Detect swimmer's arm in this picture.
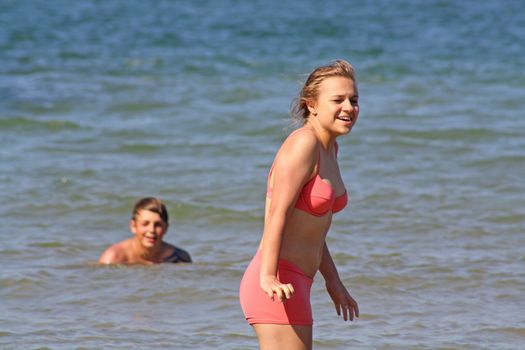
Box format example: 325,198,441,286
98,242,127,265
260,134,317,301
320,242,359,321
98,246,119,264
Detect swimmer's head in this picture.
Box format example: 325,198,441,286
292,59,356,124
131,197,169,224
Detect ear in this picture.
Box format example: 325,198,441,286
130,220,137,235
306,100,317,116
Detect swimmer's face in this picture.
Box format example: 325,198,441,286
308,76,359,136
130,209,168,249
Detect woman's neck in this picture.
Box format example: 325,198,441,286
304,119,336,151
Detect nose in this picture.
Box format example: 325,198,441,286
342,98,353,112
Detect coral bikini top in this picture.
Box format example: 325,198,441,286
266,143,348,217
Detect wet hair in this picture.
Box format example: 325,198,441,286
131,197,169,224
291,59,356,124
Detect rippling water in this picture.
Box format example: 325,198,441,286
1,0,524,349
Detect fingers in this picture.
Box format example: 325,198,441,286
343,304,349,321
340,304,353,321
335,303,341,316
266,288,274,300
327,283,359,322
349,297,359,320
283,283,295,299
336,298,359,322
266,283,295,302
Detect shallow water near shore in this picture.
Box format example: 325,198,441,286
1,0,525,349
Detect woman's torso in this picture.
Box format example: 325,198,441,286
261,129,347,277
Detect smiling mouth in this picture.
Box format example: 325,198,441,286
337,116,352,122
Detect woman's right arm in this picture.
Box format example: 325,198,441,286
259,132,318,301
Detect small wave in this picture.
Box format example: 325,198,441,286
352,274,419,287
0,249,21,255
106,101,172,114
215,87,263,104
158,200,261,224
331,251,359,262
394,127,510,141
488,213,525,224
481,327,525,337
106,129,155,139
0,116,82,132
0,276,45,290
465,154,525,168
29,242,65,248
117,143,162,154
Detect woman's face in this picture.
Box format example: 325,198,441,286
308,76,359,136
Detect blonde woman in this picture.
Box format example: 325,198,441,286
240,60,360,349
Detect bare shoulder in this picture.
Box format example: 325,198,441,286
278,127,318,165
99,239,131,265
285,127,318,149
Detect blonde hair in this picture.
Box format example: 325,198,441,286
291,59,356,124
131,197,169,224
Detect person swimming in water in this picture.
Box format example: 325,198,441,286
99,197,191,265
239,59,359,349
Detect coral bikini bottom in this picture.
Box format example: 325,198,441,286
239,250,313,326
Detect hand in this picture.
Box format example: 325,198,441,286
260,275,295,302
326,279,359,321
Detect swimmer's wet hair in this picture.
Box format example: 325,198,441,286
291,59,356,124
132,197,169,224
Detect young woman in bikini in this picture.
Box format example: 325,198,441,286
240,59,360,349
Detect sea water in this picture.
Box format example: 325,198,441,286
1,0,524,349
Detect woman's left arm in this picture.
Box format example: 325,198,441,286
319,242,359,321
